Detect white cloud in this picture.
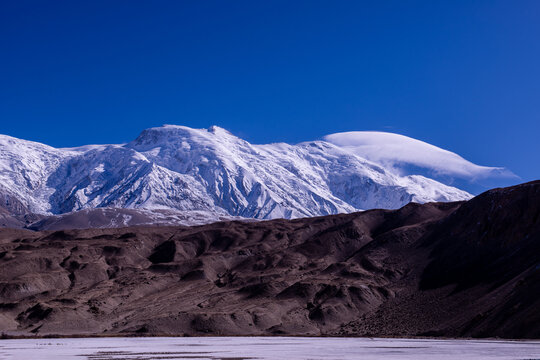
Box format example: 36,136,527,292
324,131,516,180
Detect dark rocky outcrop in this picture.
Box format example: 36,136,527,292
0,181,538,339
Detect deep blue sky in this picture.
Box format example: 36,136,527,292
1,1,539,182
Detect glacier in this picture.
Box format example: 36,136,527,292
0,125,479,226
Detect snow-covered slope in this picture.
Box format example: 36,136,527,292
0,125,480,225
0,135,77,213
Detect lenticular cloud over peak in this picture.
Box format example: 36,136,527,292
324,131,516,180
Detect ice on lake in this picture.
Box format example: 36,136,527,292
1,336,539,360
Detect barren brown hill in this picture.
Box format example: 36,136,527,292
0,181,538,339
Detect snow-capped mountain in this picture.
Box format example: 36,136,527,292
0,125,487,226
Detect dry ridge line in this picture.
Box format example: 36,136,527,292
0,181,538,339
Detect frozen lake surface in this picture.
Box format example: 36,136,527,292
1,336,539,360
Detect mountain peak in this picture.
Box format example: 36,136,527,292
0,125,509,224
207,125,238,138
132,125,236,144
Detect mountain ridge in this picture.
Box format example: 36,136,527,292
0,125,495,227
0,180,537,338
